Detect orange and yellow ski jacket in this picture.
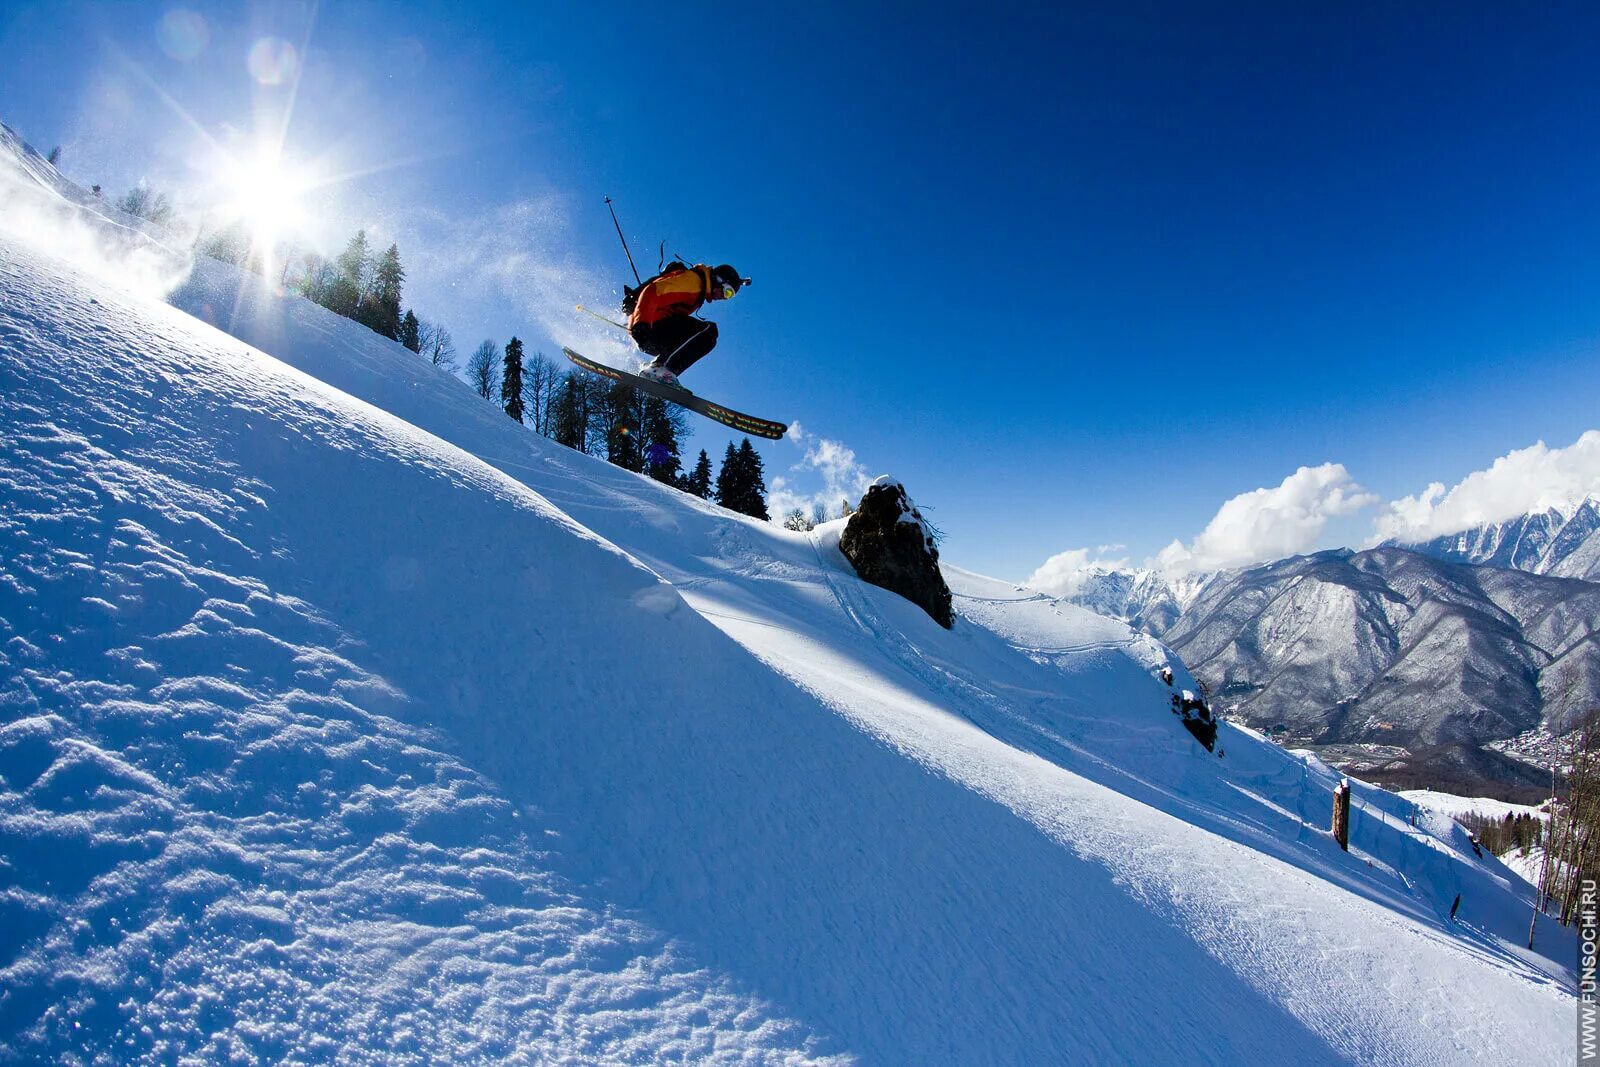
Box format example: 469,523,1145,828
629,264,716,328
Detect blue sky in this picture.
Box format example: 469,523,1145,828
2,2,1597,582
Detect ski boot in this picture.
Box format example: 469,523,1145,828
638,364,685,389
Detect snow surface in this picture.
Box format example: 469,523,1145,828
0,125,1579,1064
1502,847,1550,889
1401,789,1550,824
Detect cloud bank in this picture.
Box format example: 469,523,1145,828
1373,431,1600,545
1025,546,1133,597
1029,431,1600,592
767,421,875,524
1156,463,1378,576
1027,462,1378,593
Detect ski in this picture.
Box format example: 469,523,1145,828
561,348,789,441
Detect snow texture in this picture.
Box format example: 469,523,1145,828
0,124,1578,1065
1400,790,1550,824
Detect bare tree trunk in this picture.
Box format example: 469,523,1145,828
1557,714,1600,925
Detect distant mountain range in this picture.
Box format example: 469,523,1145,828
1395,497,1600,581
1065,504,1600,799
1068,568,1208,637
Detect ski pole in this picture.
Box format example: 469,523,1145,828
576,304,628,331
604,196,641,285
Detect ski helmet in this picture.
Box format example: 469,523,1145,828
711,264,746,299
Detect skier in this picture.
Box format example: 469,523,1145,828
629,263,748,386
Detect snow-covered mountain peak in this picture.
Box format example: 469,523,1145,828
1057,565,1216,637
1390,496,1600,581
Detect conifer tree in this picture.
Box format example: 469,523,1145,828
398,310,421,353
551,373,587,450
604,381,644,471
326,230,370,318
716,440,771,517
642,395,684,484
502,336,526,423
714,442,741,510
362,244,404,339
685,450,713,498
735,437,770,520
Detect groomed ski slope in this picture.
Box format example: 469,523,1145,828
0,130,1576,1064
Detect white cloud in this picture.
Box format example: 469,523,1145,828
767,421,875,523
1372,431,1600,544
1156,463,1378,576
1028,464,1377,589
1025,546,1134,597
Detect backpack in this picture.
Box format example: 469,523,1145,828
621,260,689,317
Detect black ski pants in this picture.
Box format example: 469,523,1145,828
631,316,718,375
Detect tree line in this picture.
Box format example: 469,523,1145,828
294,230,460,370
489,338,769,518
1457,811,1543,857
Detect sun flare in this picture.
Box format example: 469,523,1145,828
218,148,310,243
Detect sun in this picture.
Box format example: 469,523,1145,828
201,140,322,287
217,147,311,245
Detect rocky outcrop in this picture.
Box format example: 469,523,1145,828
840,477,954,629
1171,688,1218,751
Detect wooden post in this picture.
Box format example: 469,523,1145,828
1332,779,1351,851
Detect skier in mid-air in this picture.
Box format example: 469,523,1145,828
628,263,748,387
565,212,782,437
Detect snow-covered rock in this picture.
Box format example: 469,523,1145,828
838,477,953,628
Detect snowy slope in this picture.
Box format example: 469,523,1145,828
1401,790,1550,824
0,126,1578,1064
